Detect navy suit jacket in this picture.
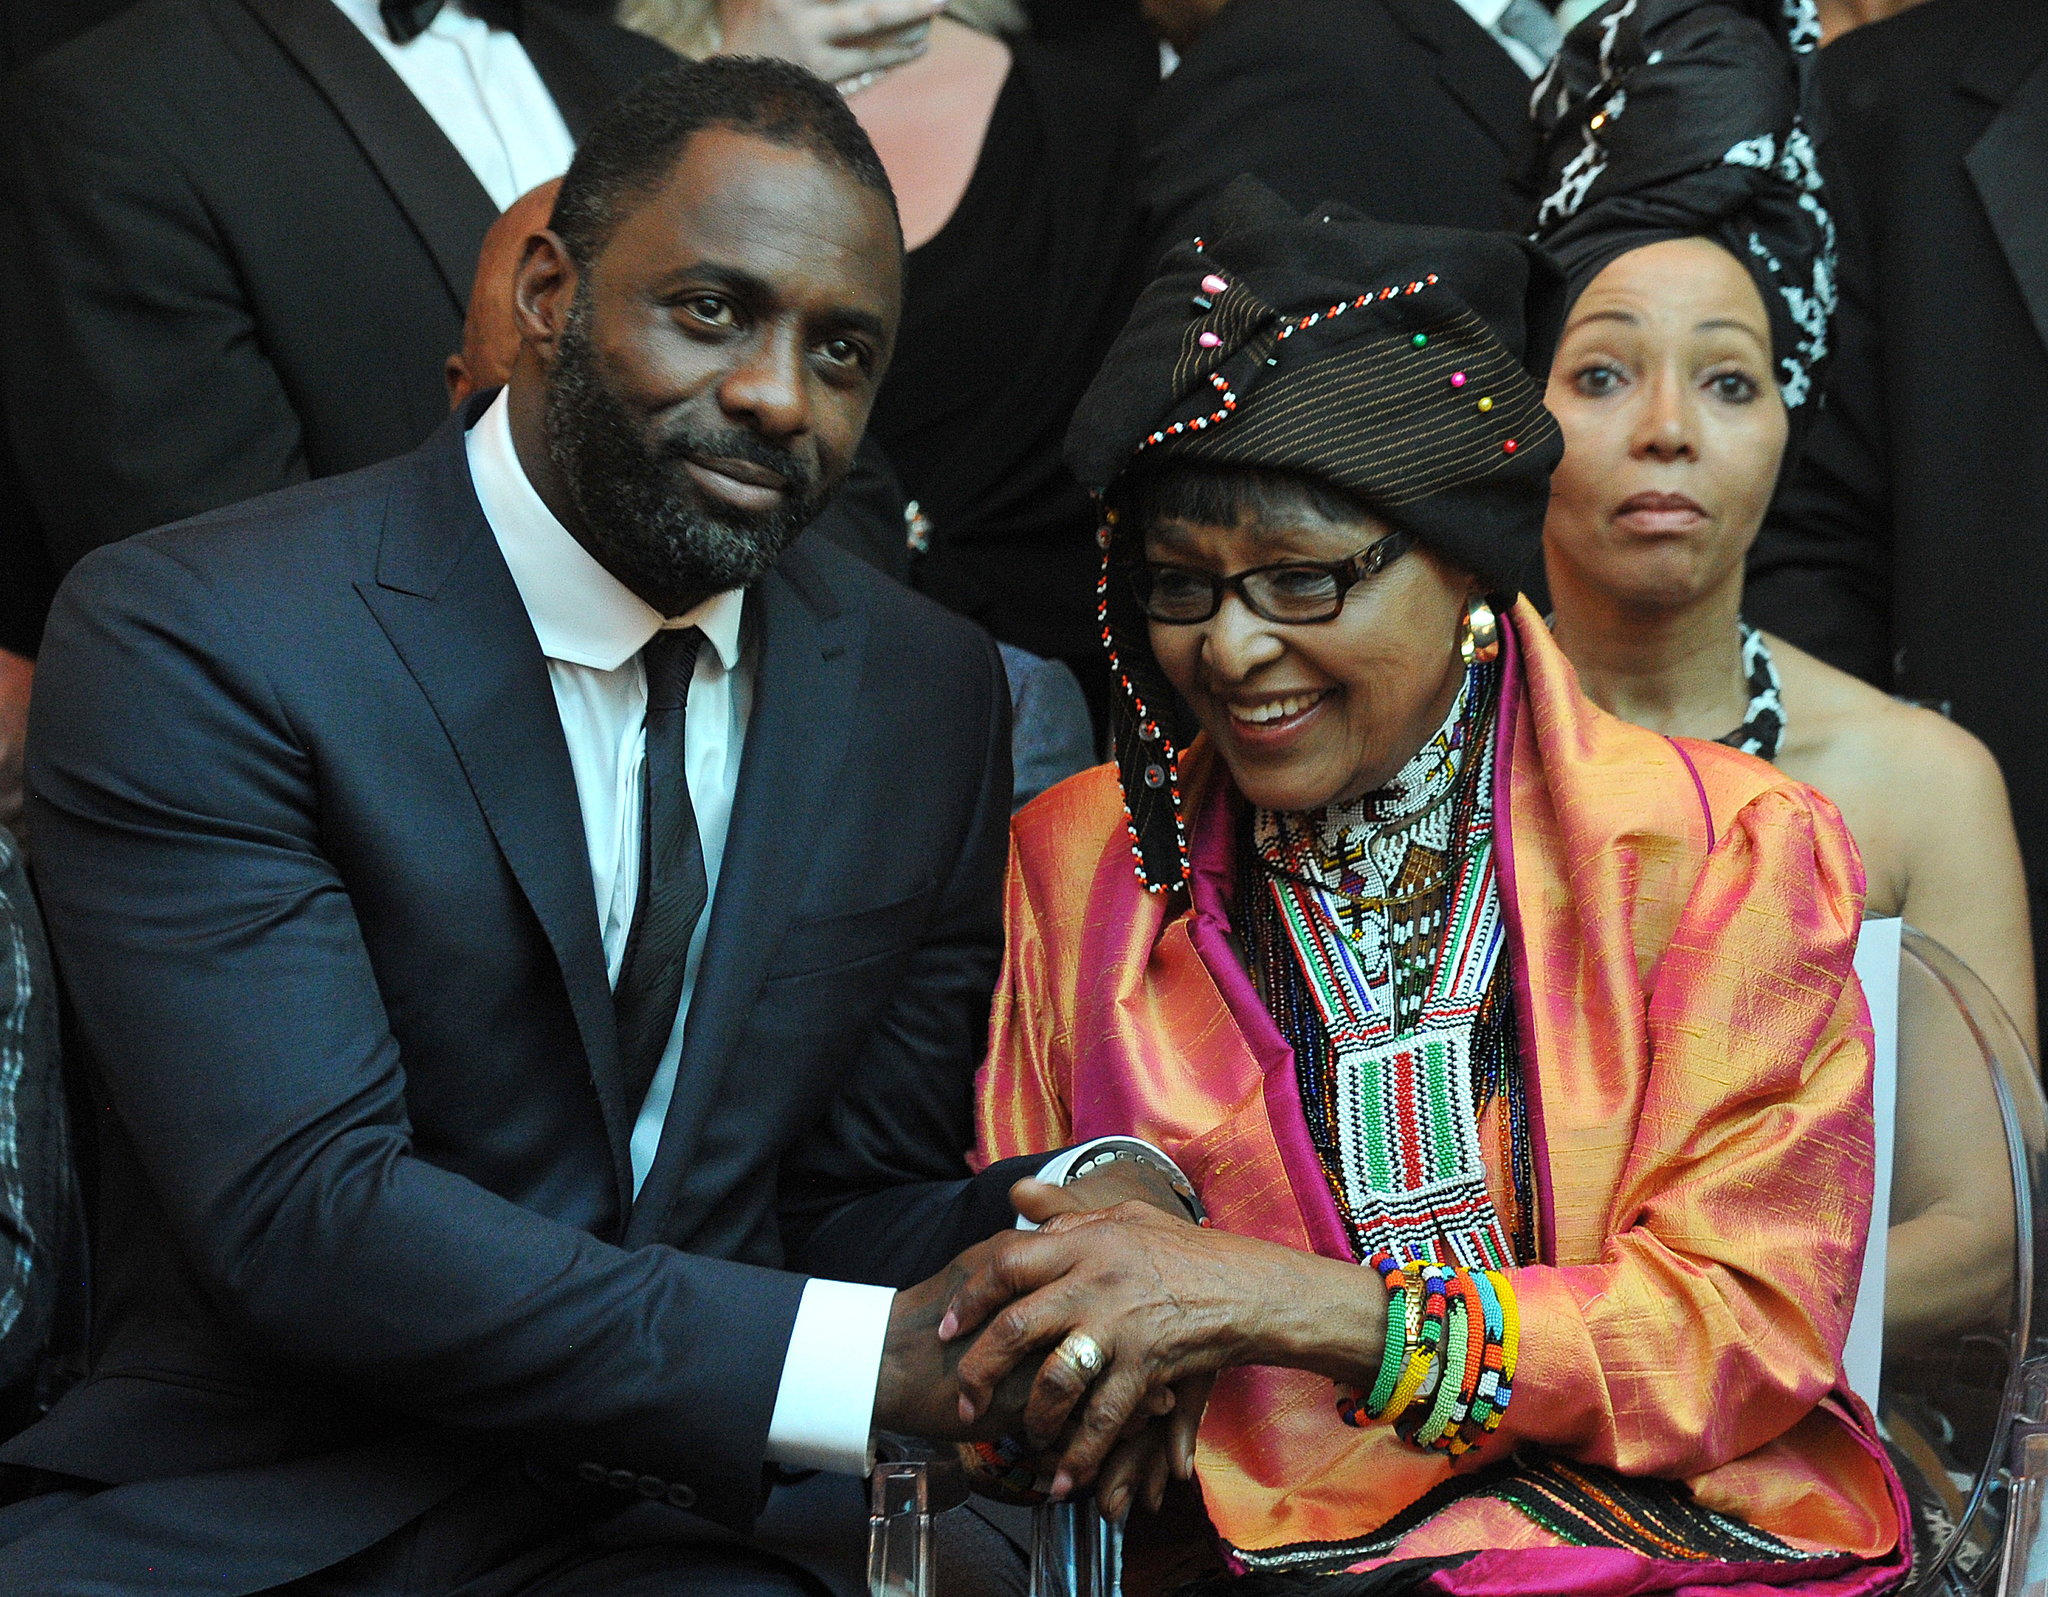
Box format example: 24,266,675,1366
4,398,1035,1592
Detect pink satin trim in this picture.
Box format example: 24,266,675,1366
1488,616,1559,1265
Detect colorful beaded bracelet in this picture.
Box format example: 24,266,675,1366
1489,1267,1521,1430
1457,1267,1508,1444
1337,1253,1523,1457
1419,1269,1486,1452
1363,1251,1416,1417
1411,1282,1473,1449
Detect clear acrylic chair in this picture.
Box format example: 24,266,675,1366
1854,924,2047,1594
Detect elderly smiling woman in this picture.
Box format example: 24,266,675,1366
944,177,1909,1593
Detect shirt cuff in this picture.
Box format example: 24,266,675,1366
1018,1137,1191,1231
764,1278,896,1475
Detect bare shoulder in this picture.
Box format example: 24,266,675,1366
1768,633,2013,915
1770,634,2003,800
1766,636,2035,1041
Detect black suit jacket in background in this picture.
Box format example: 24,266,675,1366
1137,0,1537,270
0,0,134,73
0,398,1035,1593
1745,0,2048,1007
0,0,670,575
0,0,130,655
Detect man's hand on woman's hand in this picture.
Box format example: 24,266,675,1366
716,0,946,82
872,1235,1044,1444
936,1204,1388,1497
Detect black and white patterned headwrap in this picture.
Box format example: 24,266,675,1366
1528,0,1835,440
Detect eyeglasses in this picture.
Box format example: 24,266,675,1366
1126,530,1415,625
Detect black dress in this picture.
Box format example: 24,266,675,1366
867,35,1157,727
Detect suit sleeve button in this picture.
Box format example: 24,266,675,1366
607,1469,637,1493
577,1462,607,1485
636,1475,667,1498
666,1483,697,1510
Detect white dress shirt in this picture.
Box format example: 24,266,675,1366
464,394,1193,1474
330,0,576,210
465,390,892,1475
1449,0,1555,78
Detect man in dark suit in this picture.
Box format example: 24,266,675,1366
0,0,144,831
0,0,668,834
1135,0,1559,266
0,0,670,573
1745,0,2048,1020
1,58,1176,1595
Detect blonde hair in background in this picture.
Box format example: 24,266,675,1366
619,0,1028,58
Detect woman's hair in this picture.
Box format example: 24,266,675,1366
1111,461,1382,541
620,0,1028,59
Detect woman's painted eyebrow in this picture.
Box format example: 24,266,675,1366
1569,307,1641,331
1694,315,1771,348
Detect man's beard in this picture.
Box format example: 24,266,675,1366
542,287,827,616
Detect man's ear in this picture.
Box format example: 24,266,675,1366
445,352,472,411
512,229,579,365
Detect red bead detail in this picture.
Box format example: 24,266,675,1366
1503,439,1518,454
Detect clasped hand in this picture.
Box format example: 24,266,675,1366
877,1165,1379,1522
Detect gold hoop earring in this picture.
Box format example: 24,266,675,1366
1460,595,1501,666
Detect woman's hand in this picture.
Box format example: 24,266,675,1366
716,0,947,82
1092,1372,1215,1521
938,1205,1387,1495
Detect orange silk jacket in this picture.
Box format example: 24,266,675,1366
975,603,1903,1585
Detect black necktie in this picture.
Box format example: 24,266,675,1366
613,628,709,1111
379,0,520,44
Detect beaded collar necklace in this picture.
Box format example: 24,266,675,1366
1252,670,1480,1038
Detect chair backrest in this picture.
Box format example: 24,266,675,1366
1858,923,2046,1594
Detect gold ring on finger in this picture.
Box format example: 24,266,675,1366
1053,1331,1105,1383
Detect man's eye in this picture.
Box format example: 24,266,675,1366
1574,363,1623,396
1710,371,1760,403
680,296,735,327
818,337,868,370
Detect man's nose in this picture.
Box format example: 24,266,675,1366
718,325,809,441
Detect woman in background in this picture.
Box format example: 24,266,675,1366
1528,0,2034,1348
626,0,1160,736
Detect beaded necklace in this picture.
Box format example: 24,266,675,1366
1716,621,1785,763
1240,665,1535,1269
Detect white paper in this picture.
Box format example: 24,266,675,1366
1842,916,1902,1409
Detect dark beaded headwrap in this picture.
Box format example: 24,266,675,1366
1528,0,1835,441
1063,178,1566,892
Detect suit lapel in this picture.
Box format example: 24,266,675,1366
236,0,499,313
356,405,636,1214
1965,42,2048,359
624,542,865,1246
1380,0,1535,161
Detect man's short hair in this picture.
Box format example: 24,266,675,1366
549,56,899,272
